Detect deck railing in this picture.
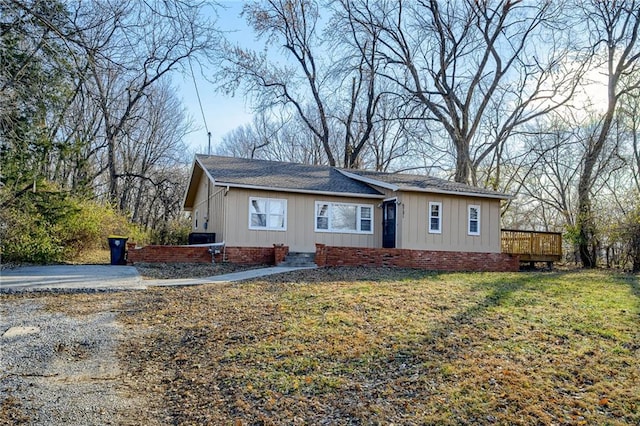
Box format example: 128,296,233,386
501,229,563,262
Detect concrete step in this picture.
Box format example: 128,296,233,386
280,252,316,267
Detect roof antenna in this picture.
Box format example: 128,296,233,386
208,131,211,155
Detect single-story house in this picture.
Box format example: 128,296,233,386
178,155,518,271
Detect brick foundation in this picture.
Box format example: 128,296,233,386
127,243,285,266
315,244,519,272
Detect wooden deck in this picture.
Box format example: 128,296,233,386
501,229,563,262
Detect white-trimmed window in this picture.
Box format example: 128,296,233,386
249,197,287,231
429,202,442,234
468,205,480,236
315,201,374,234
195,209,199,229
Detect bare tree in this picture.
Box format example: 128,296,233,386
330,0,391,168
346,0,578,185
365,98,417,173
218,0,340,165
2,0,217,235
621,94,640,193
77,1,218,204
216,113,325,164
217,0,394,168
574,0,640,267
116,82,192,224
517,120,582,226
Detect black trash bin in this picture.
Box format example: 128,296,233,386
108,236,128,265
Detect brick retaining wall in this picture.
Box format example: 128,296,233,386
274,245,289,264
126,242,518,272
315,244,519,272
127,244,212,264
225,246,277,265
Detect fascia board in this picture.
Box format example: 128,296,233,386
337,169,399,191
401,186,513,200
213,181,385,199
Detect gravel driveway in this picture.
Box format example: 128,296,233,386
0,297,143,425
0,264,313,424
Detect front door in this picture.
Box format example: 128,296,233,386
382,200,396,248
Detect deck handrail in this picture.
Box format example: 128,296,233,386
501,229,562,261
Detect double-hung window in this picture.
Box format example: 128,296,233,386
428,202,442,234
249,197,287,231
315,201,373,234
468,205,480,236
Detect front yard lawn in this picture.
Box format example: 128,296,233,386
44,269,640,424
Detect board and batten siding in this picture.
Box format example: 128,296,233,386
396,192,502,253
223,188,381,252
190,173,503,253
191,178,226,242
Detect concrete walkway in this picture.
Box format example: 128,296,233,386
0,265,316,291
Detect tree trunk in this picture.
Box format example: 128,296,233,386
107,135,118,205
577,174,598,268
453,140,472,184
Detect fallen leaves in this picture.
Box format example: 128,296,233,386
10,268,638,425
130,269,640,424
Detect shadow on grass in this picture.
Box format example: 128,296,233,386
295,270,568,422
138,268,639,424
399,271,562,357
621,272,640,318
626,272,640,297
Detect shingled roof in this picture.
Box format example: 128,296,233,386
340,169,510,199
187,155,510,204
195,155,383,197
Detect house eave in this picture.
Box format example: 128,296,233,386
213,181,385,199
400,186,513,200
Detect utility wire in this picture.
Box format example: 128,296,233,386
188,58,210,137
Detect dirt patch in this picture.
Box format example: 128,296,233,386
133,262,267,280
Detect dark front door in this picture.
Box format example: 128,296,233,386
382,200,396,248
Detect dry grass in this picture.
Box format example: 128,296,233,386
5,268,640,425
67,248,111,264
